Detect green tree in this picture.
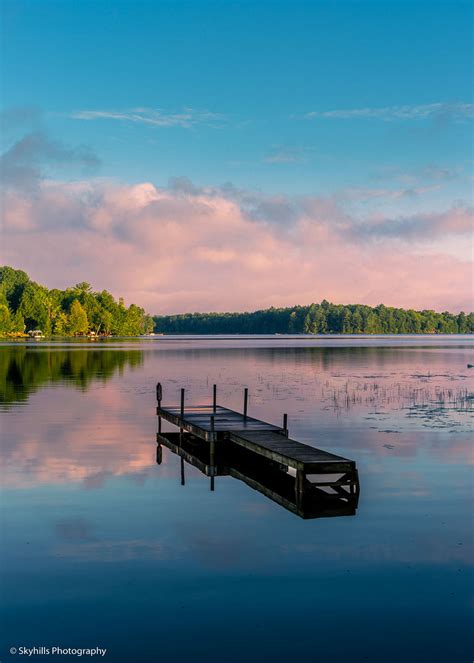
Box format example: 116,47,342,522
69,300,89,335
364,312,380,334
465,313,474,333
53,311,69,335
304,304,327,333
95,309,113,334
11,310,25,333
341,309,353,334
351,310,363,333
457,312,468,334
18,283,50,332
437,312,458,334
0,304,12,333
73,282,92,295
420,310,438,334
141,314,155,334
0,266,29,310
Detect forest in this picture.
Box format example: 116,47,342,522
2,266,472,337
154,302,474,335
0,266,154,336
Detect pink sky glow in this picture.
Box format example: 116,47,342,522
2,179,473,313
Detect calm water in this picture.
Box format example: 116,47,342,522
1,336,473,662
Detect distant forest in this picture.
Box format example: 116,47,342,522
154,302,474,335
2,266,472,337
0,266,154,336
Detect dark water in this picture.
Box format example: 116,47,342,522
1,337,473,662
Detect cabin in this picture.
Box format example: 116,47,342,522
28,330,44,339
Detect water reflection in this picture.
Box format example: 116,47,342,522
0,347,143,406
157,431,360,519
1,341,472,491
1,339,473,662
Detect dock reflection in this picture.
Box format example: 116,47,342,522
156,432,360,519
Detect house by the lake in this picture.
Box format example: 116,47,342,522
28,330,45,339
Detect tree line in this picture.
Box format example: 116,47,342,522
0,266,154,336
154,301,474,335
2,266,471,336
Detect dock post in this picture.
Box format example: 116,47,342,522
296,470,305,493
180,457,185,486
179,388,185,446
157,382,163,434
295,470,305,510
283,413,288,437
243,388,248,419
210,415,216,491
156,444,162,465
213,384,217,412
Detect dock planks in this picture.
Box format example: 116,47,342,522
156,384,357,478
156,405,281,439
229,430,355,473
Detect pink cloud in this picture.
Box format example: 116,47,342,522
2,179,472,313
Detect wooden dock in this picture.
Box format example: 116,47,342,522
155,383,359,519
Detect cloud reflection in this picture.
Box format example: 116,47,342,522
1,343,472,491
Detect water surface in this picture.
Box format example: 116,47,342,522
1,337,473,662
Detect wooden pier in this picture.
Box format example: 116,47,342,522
156,383,359,519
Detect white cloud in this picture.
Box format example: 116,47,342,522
263,147,307,164
305,102,474,121
70,107,223,128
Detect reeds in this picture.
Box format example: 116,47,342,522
319,380,472,414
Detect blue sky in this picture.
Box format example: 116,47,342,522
1,1,473,313
2,0,472,194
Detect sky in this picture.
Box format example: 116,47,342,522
1,0,473,314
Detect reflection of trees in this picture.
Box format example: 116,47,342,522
0,348,143,405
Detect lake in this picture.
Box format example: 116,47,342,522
1,336,473,662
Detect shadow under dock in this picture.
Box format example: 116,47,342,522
157,431,359,519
